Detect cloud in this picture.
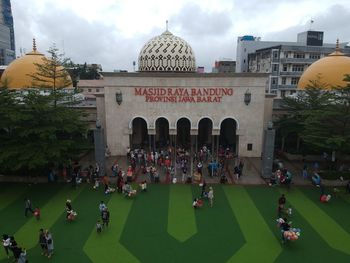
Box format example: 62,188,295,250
171,4,233,37
11,0,350,73
263,4,350,44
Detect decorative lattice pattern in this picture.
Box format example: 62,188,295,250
138,31,196,72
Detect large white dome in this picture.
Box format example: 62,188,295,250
138,30,196,72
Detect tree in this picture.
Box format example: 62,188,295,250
275,80,333,152
0,46,89,175
301,76,350,157
275,77,350,159
29,45,73,107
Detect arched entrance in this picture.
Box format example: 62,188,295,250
176,118,191,149
198,118,213,149
219,118,237,154
131,117,149,149
155,117,170,149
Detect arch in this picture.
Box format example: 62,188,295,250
196,116,215,129
155,117,170,149
219,118,238,154
129,116,149,129
153,116,171,129
219,116,240,130
198,117,213,149
130,117,149,149
176,117,191,149
175,116,192,129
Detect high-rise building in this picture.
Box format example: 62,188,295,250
237,31,350,96
0,0,15,65
212,60,236,73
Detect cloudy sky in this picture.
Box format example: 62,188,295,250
11,0,350,72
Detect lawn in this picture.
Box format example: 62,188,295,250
0,183,350,263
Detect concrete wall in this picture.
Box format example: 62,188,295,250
98,73,269,157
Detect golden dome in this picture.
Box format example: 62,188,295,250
298,40,350,89
1,39,72,89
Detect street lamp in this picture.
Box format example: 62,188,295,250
244,89,251,105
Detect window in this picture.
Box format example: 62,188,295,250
243,59,246,64
283,65,287,72
272,78,277,85
96,88,100,92
293,53,305,59
284,52,289,58
309,53,320,59
273,51,279,58
280,90,286,98
282,77,286,85
88,89,92,92
272,64,278,72
290,90,296,95
247,144,253,151
292,64,304,72
291,77,299,85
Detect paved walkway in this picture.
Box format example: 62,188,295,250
2,151,346,188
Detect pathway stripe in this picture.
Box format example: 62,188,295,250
0,185,85,259
0,184,28,211
167,184,197,242
279,188,350,255
224,186,282,263
83,193,139,263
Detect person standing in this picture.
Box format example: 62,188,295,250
101,208,110,227
278,194,286,217
39,229,47,256
208,187,214,207
238,160,244,177
9,236,20,261
45,230,54,258
24,198,34,217
99,201,107,216
66,199,73,219
2,234,10,259
17,248,27,263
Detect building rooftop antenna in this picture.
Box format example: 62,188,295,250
309,19,314,30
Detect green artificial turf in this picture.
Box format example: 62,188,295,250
0,183,349,263
167,184,197,242
224,186,282,263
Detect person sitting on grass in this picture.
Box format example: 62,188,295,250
65,200,77,221
278,218,291,244
34,207,41,220
96,220,102,233
140,181,147,192
122,182,137,197
192,198,203,209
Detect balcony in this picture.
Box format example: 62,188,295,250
279,71,303,76
278,84,297,90
280,58,319,63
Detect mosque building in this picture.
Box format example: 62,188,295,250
2,31,349,161
79,29,274,157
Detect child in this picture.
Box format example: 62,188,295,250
140,181,147,192
96,220,102,233
93,178,100,189
34,207,41,220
